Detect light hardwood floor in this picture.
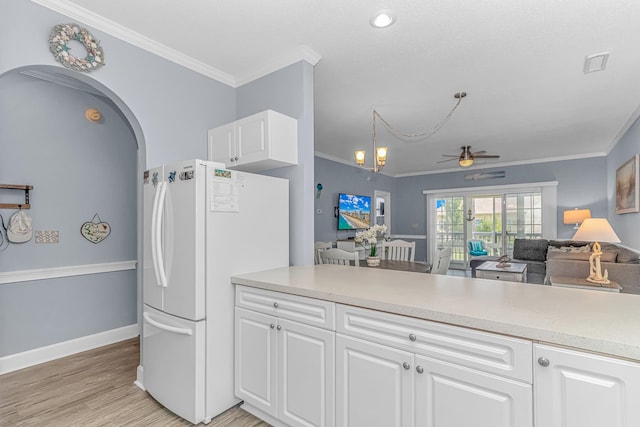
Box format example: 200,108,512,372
0,338,270,427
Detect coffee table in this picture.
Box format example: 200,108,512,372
475,261,528,283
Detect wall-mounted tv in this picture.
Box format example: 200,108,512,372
338,193,371,230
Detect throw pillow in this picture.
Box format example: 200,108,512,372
471,241,483,252
512,238,549,261
547,244,591,254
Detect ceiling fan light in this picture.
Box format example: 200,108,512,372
459,158,474,167
355,150,366,165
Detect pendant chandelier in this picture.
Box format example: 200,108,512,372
355,92,467,173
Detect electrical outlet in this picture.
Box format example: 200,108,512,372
35,230,59,243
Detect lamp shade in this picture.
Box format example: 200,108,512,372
563,208,591,225
572,218,621,243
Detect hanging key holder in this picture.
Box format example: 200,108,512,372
80,213,111,244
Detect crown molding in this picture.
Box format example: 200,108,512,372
32,0,322,88
235,45,322,86
32,0,237,86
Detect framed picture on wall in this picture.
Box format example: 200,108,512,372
615,153,640,214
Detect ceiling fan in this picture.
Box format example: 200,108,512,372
438,145,500,167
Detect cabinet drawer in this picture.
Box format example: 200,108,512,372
476,270,526,283
236,285,335,330
338,304,532,383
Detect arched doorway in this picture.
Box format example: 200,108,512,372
0,65,145,367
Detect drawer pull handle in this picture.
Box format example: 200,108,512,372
270,323,275,329
409,333,417,342
273,302,279,308
276,325,282,331
538,357,550,367
416,366,424,374
403,362,410,370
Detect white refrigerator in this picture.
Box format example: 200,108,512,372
142,159,289,424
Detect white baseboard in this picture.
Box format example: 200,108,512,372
135,365,145,390
0,323,139,375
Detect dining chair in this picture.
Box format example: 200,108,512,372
318,248,360,267
380,239,415,261
314,241,333,264
429,247,452,275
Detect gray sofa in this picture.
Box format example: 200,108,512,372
470,238,640,294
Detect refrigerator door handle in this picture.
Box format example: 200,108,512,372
143,312,193,336
151,182,163,288
155,182,169,288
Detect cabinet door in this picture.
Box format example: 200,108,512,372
336,334,414,427
534,344,640,427
234,307,277,417
236,111,268,165
207,123,235,166
415,355,532,427
278,318,335,427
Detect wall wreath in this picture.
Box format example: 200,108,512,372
49,23,105,72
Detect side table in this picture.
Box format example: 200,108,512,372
550,276,621,292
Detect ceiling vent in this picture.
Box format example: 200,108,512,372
583,52,610,74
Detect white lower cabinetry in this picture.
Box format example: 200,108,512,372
335,305,533,427
336,334,414,427
415,354,532,427
235,286,335,427
234,285,640,427
336,333,532,427
534,343,640,427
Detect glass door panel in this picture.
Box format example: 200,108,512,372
435,197,465,268
504,192,542,256
468,195,502,258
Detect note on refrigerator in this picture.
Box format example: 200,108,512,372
209,168,239,212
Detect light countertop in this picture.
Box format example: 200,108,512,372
231,265,640,361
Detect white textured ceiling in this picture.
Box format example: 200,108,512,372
41,0,640,176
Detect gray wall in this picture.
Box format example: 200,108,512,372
1,0,313,358
0,74,138,356
237,62,315,266
314,156,395,242
315,156,618,262
395,156,609,240
607,117,640,250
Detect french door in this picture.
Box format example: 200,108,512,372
430,187,548,268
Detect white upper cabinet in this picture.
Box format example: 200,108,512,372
208,110,298,172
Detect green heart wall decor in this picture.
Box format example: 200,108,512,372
81,213,110,244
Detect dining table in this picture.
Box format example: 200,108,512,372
359,259,431,273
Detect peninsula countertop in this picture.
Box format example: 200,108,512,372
231,265,640,361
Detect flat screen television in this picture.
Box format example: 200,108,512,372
337,193,371,230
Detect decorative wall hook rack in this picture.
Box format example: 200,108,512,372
0,184,34,209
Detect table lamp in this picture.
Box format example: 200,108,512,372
572,218,620,285
563,208,591,229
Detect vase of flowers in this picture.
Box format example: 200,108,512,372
355,224,388,267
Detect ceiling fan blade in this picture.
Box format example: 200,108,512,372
436,158,458,163
441,154,460,158
470,150,487,155
474,154,500,159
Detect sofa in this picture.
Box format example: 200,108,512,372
470,238,640,294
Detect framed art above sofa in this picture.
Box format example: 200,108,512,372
615,153,639,214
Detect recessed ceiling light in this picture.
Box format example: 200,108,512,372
370,10,396,29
